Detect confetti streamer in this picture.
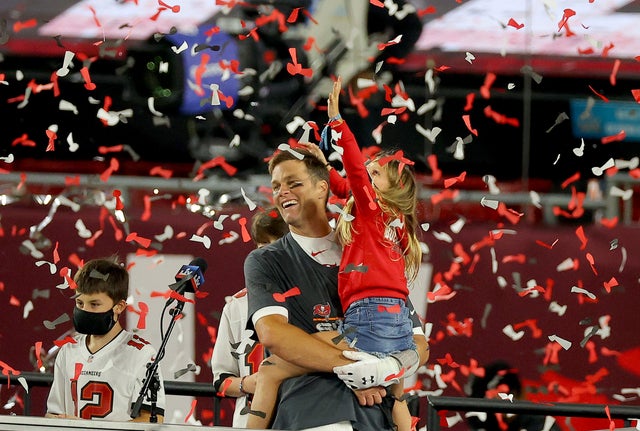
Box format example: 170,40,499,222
571,286,596,300
507,18,524,29
548,334,572,350
190,234,212,249
238,217,251,242
43,313,70,330
273,287,301,303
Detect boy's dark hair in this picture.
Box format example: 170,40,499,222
74,257,129,304
268,148,329,184
251,207,289,246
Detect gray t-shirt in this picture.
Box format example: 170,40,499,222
245,233,414,430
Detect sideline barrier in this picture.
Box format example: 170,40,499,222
8,372,221,425
426,395,640,431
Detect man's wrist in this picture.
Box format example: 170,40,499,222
239,376,249,396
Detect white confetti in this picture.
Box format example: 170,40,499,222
190,234,211,249
503,324,525,341
548,334,572,350
480,196,499,210
240,188,257,211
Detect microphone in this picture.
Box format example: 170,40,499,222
167,257,208,303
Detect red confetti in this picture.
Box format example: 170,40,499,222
217,377,233,397
536,239,558,249
141,195,152,222
150,289,195,304
51,241,60,264
437,353,459,367
444,171,466,188
286,47,313,77
73,362,83,382
575,225,588,250
507,18,524,30
480,72,496,99
195,156,238,179
585,252,598,275
384,367,406,382
483,106,520,127
65,175,81,186
287,7,300,23
11,134,36,147
370,0,384,6
610,59,620,86
45,128,57,152
113,189,124,210
126,232,151,248
588,85,609,102
80,66,96,91
427,154,442,181
599,217,618,228
273,287,301,303
158,0,180,13
377,304,401,313
0,360,21,386
603,277,618,294
557,8,576,35
238,217,252,242
601,130,626,144
462,114,478,136
463,92,475,111
632,89,640,103
53,336,77,348
561,171,580,189
99,158,120,182
502,254,526,264
417,6,437,17
13,18,38,33
35,341,43,369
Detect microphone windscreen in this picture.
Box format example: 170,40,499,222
190,257,208,274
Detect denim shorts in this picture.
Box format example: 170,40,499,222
338,297,416,357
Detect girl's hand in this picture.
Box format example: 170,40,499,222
299,142,328,166
328,77,342,119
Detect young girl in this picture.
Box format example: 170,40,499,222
247,77,422,431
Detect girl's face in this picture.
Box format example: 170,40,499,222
367,160,390,193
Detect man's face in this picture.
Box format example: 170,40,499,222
271,159,326,235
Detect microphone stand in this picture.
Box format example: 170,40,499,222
131,298,186,422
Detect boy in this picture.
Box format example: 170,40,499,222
46,257,166,422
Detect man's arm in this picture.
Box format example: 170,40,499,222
255,314,352,371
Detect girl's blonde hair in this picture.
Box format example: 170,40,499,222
335,149,422,282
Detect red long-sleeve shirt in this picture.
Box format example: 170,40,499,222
329,120,409,313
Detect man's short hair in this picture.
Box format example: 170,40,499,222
74,257,129,303
268,148,329,184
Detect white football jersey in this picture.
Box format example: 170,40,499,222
47,330,166,421
211,288,264,428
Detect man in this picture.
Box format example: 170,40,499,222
245,148,429,430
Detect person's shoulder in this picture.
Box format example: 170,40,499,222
58,333,85,353
247,234,291,260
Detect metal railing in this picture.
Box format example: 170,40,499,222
427,396,640,431
8,372,223,425
1,171,637,225
12,373,640,429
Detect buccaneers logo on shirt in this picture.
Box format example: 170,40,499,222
313,303,331,319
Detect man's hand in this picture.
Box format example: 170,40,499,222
353,386,387,406
333,350,404,389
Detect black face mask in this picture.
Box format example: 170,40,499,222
73,307,116,335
